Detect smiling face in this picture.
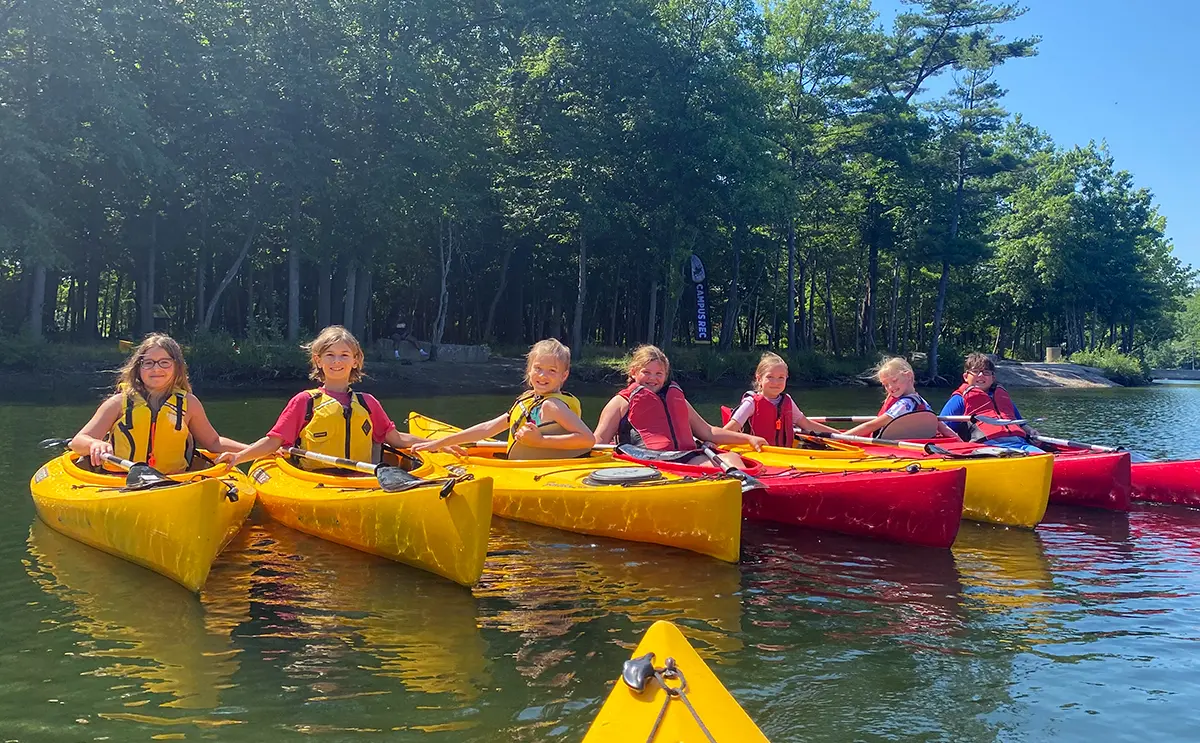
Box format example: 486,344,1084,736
528,354,569,395
316,341,360,387
138,347,178,395
880,370,915,399
757,363,788,398
632,360,668,393
965,367,997,391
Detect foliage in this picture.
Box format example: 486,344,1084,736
1068,346,1151,386
0,0,1191,383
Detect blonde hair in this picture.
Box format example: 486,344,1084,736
875,356,915,382
303,325,364,383
116,333,191,400
627,344,670,383
752,352,788,392
525,339,571,386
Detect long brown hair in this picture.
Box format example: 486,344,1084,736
116,333,190,401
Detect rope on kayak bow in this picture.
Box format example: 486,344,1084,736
623,654,718,743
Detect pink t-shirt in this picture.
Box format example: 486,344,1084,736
268,389,396,445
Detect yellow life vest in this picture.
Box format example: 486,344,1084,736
295,388,377,469
506,391,589,460
107,387,194,473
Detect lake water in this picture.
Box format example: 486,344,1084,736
4,381,1200,742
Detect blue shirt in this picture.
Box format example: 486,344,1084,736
939,392,1022,439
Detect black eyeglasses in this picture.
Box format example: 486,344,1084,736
139,358,175,370
969,369,995,377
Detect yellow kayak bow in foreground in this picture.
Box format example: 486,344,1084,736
583,620,770,742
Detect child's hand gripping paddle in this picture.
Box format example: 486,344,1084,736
40,437,179,491
699,442,766,492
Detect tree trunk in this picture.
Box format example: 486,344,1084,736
25,261,46,339
646,279,658,344
288,191,302,341
317,258,331,329
902,262,913,354
341,258,357,330
887,259,900,352
824,264,839,356
927,260,951,381
483,243,515,342
430,216,453,359
352,263,371,339
863,215,879,352
141,213,157,335
571,229,587,352
109,273,123,339
719,224,741,352
201,219,260,331
786,221,796,351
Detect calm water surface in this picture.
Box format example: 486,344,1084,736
3,381,1200,741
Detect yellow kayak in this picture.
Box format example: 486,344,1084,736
736,443,1053,528
583,620,769,742
249,453,492,587
30,452,255,593
408,413,743,562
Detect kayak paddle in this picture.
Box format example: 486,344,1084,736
1030,434,1120,453
799,430,959,456
39,437,178,490
281,446,462,497
700,442,766,492
807,414,1028,427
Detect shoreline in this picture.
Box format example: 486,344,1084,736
0,356,1122,401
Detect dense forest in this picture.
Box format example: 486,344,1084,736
1,0,1193,376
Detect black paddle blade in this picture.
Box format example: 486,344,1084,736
375,465,439,493
438,478,456,499
123,463,178,491
39,438,73,450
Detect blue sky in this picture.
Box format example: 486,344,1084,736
875,0,1199,268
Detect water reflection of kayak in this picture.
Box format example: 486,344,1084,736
25,519,242,710
237,520,490,699
741,523,964,641
951,522,1054,635
479,519,744,657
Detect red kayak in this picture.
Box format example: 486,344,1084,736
718,406,1131,512
612,445,966,549
848,438,1131,512
1130,459,1200,507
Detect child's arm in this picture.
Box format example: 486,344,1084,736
720,398,754,432
592,396,628,445
186,396,247,453
70,394,125,466
410,414,509,451
844,414,892,438
938,395,968,440
511,399,595,450
687,403,766,451
794,413,841,435
935,420,961,439
217,435,285,467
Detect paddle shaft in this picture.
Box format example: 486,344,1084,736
804,429,948,455
281,446,380,475
807,414,1025,425
1032,434,1121,453
464,439,617,451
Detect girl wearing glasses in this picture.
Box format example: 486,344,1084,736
69,334,245,472
939,352,1042,452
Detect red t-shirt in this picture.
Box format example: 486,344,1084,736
267,389,396,445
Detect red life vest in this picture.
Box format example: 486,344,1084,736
875,393,933,417
617,382,695,451
952,383,1025,441
740,391,795,448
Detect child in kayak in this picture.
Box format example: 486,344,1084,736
722,352,840,446
412,338,594,459
939,353,1042,452
218,325,439,468
844,357,958,439
593,344,766,467
70,333,245,472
